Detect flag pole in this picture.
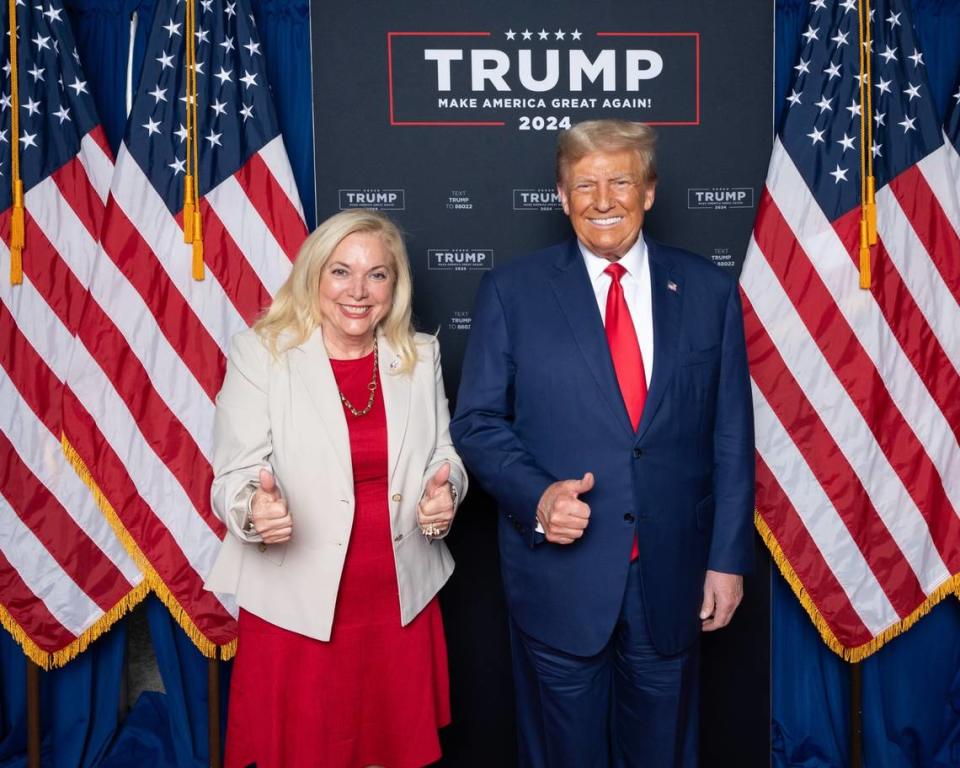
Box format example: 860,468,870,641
208,649,221,768
26,658,40,768
849,662,862,768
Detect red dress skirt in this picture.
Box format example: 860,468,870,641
225,351,451,768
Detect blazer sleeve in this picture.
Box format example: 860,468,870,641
210,331,273,543
418,337,468,538
450,271,557,546
708,280,756,574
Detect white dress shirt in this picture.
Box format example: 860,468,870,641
579,235,654,387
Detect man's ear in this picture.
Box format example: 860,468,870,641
557,184,570,216
643,182,656,212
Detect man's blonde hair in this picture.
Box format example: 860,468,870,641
254,209,417,373
556,120,658,185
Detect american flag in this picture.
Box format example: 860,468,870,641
742,0,960,660
61,0,306,655
0,0,146,667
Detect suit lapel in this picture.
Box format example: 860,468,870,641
377,332,410,487
289,330,354,488
636,240,683,441
550,240,634,436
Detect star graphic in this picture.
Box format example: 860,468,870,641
0,128,6,142
570,29,582,41
205,129,222,147
879,44,898,64
169,157,186,175
210,98,228,116
807,126,826,145
903,82,921,101
2,60,10,76
538,29,549,41
898,115,916,133
243,39,261,56
225,1,236,17
201,0,212,10
908,50,924,67
22,96,41,116
831,29,849,47
32,32,50,50
43,5,62,22
195,28,209,44
814,95,833,113
874,77,892,95
786,89,802,107
174,123,189,142
20,131,37,149
240,70,258,89
794,58,810,75
829,164,848,183
27,64,44,82
239,103,254,121
824,61,841,80
505,30,516,40
954,87,960,104
0,93,10,110
220,35,235,53
143,117,162,136
840,0,856,11
157,51,175,69
872,143,882,158
854,71,868,86
521,29,532,41
54,104,71,123
873,111,885,127
191,61,205,75
837,134,855,152
810,0,826,9
801,25,819,43
554,29,565,40
163,19,181,36
886,11,901,27
215,66,233,85
149,84,167,102
846,99,861,117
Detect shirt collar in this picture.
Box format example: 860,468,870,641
579,234,647,284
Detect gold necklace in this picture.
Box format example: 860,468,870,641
337,339,378,417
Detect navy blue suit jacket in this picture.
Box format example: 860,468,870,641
450,237,755,657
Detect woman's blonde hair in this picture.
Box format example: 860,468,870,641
254,209,417,373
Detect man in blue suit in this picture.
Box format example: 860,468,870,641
450,120,755,767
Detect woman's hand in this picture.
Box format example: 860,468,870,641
417,462,455,538
249,468,293,544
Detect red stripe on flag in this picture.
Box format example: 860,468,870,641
888,165,960,305
175,203,273,326
0,550,74,654
50,155,107,242
742,291,927,618
0,301,61,436
87,125,114,162
754,192,960,572
100,201,226,401
234,153,307,261
0,431,131,612
74,299,222,535
755,455,874,649
62,389,237,646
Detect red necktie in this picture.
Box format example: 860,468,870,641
604,262,646,561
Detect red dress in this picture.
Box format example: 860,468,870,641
225,351,451,768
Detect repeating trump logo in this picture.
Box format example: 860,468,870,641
687,187,754,210
513,188,563,211
428,249,494,271
387,29,699,129
339,189,406,210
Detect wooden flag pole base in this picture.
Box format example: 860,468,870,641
26,658,40,768
850,662,862,768
208,651,221,768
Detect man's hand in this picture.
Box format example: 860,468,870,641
249,468,293,544
536,472,594,544
700,570,743,631
418,462,455,538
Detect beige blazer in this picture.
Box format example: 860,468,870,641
203,327,467,641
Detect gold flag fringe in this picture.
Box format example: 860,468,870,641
756,511,960,662
61,435,237,661
1,581,149,670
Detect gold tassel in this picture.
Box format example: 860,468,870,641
192,208,204,280
183,175,195,242
858,216,871,289
865,176,877,245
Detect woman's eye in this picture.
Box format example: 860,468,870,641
331,268,348,277
370,272,388,281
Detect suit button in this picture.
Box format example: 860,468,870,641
624,513,636,523
258,543,267,553
633,447,643,458
392,493,402,502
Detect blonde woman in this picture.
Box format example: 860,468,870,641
205,209,467,767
